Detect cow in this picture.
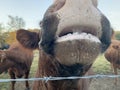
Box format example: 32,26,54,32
16,0,112,90
0,39,38,90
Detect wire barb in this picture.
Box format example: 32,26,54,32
0,74,120,83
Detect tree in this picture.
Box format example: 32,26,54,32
7,15,26,31
0,23,4,30
0,23,9,48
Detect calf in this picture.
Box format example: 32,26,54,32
0,41,37,90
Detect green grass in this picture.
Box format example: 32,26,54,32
92,54,112,74
0,51,113,90
0,73,9,90
29,50,39,77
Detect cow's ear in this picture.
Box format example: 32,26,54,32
16,29,40,49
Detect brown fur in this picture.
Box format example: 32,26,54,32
104,39,120,84
32,51,93,90
104,30,118,84
0,42,34,90
16,29,40,49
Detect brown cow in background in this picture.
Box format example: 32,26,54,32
0,31,39,90
105,39,120,84
16,0,112,90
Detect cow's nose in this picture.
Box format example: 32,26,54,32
56,0,102,38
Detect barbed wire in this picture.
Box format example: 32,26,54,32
0,74,120,83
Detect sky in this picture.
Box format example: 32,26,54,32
0,0,120,30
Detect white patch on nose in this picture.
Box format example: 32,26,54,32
56,0,102,38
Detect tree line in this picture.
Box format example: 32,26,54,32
0,15,25,47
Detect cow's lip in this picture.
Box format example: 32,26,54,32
56,32,101,43
56,26,101,43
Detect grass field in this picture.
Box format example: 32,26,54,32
92,54,111,74
0,51,114,90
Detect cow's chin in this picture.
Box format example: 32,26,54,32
54,32,101,66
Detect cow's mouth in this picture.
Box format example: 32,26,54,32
57,32,100,43
54,27,101,66
56,26,101,43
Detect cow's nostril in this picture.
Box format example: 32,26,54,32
59,31,73,37
57,26,98,38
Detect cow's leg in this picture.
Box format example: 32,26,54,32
9,70,16,90
24,70,30,90
113,64,118,85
